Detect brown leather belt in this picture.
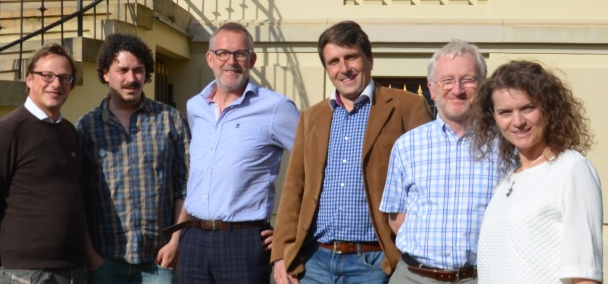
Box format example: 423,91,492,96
317,242,382,254
162,219,268,236
402,254,476,282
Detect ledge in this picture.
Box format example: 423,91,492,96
0,80,26,106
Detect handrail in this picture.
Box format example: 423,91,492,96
0,0,105,53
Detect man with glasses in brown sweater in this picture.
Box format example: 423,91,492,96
0,43,87,284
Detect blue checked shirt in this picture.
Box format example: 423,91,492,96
380,117,500,269
77,95,190,264
312,81,378,243
185,80,299,221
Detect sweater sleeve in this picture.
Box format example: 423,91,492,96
0,123,16,197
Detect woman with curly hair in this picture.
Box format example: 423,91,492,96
469,60,603,284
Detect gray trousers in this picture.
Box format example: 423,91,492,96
389,260,478,284
0,266,86,284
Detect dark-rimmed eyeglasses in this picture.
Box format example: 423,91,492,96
210,49,252,62
31,71,73,84
433,78,478,91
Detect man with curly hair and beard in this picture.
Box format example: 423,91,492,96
77,33,190,284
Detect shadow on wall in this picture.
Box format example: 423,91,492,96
181,0,311,109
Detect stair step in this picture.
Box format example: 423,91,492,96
0,0,99,11
0,30,100,50
1,6,106,20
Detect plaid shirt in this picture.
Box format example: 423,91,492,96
77,95,190,264
312,81,377,243
380,117,500,269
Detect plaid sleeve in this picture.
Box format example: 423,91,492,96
172,110,191,200
380,135,409,213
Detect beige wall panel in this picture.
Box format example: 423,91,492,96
373,55,430,77
252,65,326,111
255,51,321,68
62,62,109,122
502,23,608,44
170,58,209,114
181,0,608,24
145,21,191,59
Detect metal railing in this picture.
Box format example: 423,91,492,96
0,0,107,79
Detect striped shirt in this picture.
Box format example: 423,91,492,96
380,117,500,269
77,95,190,264
312,81,377,243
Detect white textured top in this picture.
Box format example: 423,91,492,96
478,150,603,284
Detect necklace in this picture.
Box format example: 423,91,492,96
506,152,546,197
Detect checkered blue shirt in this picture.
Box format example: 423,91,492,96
380,117,500,269
313,82,378,243
77,95,190,264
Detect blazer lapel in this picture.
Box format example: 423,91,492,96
311,103,333,174
362,87,393,158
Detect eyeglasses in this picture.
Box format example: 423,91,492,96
31,71,73,84
433,78,478,91
210,49,251,62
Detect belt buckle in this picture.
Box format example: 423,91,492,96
333,242,342,254
211,220,216,231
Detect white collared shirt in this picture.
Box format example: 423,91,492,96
328,80,376,110
24,97,63,124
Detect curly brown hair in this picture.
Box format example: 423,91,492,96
469,60,593,173
96,33,154,84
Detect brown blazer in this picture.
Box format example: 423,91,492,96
271,84,433,276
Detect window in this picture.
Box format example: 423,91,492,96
155,58,175,107
374,77,437,117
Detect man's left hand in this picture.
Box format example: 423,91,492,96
260,229,273,251
156,240,179,268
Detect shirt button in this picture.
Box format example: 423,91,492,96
342,159,347,163
202,195,207,199
340,183,345,187
344,137,349,141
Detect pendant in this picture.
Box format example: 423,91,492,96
506,187,513,197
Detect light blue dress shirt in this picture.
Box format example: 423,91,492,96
380,116,501,269
185,80,300,221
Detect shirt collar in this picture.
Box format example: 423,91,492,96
328,80,375,110
24,97,63,123
202,79,258,104
99,93,149,122
434,115,473,140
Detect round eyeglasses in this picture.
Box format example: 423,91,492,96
433,78,478,91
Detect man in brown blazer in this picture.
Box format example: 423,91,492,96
272,21,433,284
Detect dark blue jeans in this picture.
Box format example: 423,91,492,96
299,245,389,284
87,259,175,284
